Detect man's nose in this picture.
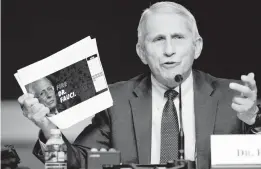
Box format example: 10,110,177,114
164,40,175,57
46,91,53,98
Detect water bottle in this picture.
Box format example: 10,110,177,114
45,129,67,169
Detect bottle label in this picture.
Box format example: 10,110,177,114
57,151,65,162
45,144,67,163
45,162,67,169
45,151,58,162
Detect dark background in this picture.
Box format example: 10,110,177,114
2,0,261,100
1,1,261,168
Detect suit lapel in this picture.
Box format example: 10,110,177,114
129,75,152,164
193,71,220,169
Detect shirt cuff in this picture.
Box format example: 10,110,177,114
250,105,261,133
38,130,47,153
38,130,48,143
39,139,47,153
254,105,261,126
251,127,261,134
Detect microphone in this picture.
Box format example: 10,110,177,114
175,74,183,83
174,74,184,160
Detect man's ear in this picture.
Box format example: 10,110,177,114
194,37,203,60
136,43,148,65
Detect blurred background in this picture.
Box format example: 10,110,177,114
2,0,261,168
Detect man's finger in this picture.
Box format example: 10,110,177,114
232,96,252,105
18,93,35,105
32,106,49,122
229,83,252,97
231,103,249,113
248,72,254,78
23,98,39,109
31,104,44,114
28,105,49,120
241,73,257,92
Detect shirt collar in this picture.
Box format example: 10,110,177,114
151,71,193,99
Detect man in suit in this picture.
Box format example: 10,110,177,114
18,2,261,169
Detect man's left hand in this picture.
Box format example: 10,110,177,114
229,72,258,125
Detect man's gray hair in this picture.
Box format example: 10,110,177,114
26,77,52,95
137,1,201,45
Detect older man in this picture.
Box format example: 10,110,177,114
18,2,260,169
25,77,58,117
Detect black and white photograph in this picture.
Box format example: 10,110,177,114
13,37,113,130
2,1,261,169
24,56,106,116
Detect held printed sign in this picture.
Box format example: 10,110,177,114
211,135,261,169
14,36,113,129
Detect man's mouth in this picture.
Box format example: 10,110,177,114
162,62,181,68
48,100,54,104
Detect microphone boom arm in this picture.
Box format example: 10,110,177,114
175,74,185,160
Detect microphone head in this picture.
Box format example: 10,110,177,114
175,74,183,83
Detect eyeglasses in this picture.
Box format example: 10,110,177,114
35,86,55,99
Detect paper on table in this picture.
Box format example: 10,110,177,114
211,135,261,166
15,36,113,129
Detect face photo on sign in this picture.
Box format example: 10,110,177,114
24,58,107,118
25,77,59,117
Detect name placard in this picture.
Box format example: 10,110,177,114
211,135,261,168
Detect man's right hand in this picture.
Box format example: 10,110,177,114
18,93,57,140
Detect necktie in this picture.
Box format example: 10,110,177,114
160,89,179,163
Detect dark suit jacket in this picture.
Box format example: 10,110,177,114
33,70,255,169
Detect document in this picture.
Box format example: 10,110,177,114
14,36,113,129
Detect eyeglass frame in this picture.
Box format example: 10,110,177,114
35,86,55,99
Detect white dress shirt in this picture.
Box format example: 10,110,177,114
151,71,196,163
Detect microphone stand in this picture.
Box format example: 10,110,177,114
174,74,185,160
178,81,185,160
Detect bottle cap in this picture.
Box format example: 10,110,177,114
90,148,98,152
50,129,61,135
108,148,116,152
100,148,107,152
